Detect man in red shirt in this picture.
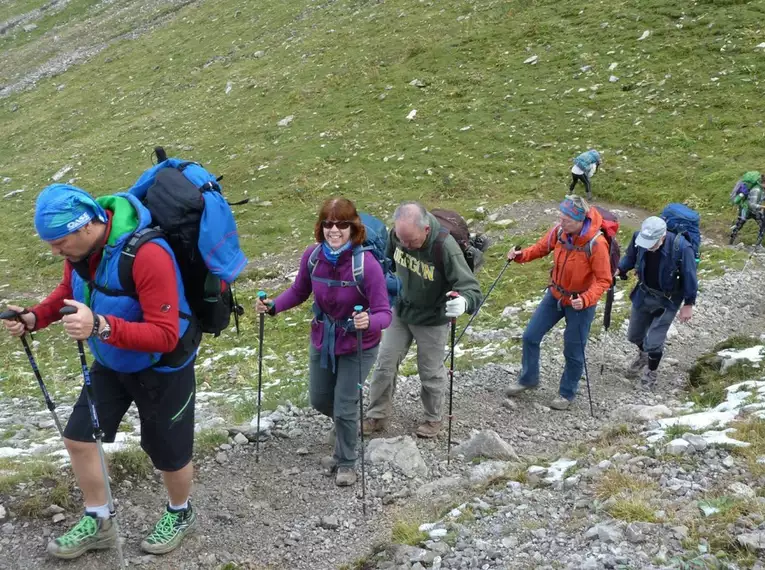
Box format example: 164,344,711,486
3,184,199,560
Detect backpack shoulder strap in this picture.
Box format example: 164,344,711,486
584,231,607,259
116,227,165,297
352,246,366,298
433,227,451,275
547,225,563,252
308,244,322,277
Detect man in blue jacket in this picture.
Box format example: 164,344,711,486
3,185,200,560
617,216,697,388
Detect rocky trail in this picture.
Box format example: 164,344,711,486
2,202,765,569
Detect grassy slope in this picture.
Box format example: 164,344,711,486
0,0,760,404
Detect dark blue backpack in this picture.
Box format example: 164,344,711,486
661,203,701,264
125,147,248,336
307,212,401,306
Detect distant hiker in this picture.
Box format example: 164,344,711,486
2,184,199,559
363,201,482,439
729,171,765,246
618,216,698,388
255,197,392,487
569,149,602,200
504,196,612,410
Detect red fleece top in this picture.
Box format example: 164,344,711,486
31,216,180,354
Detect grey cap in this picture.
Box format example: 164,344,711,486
635,216,667,249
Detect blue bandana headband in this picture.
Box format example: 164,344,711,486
34,184,108,242
559,198,587,222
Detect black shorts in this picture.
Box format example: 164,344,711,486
64,359,196,472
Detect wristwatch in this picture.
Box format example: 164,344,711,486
98,316,112,341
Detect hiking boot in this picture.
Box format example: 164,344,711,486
640,367,659,389
504,383,538,397
415,420,442,439
320,456,337,476
626,351,649,379
549,396,573,411
362,417,389,436
140,503,197,555
335,466,357,487
326,425,336,448
47,513,116,560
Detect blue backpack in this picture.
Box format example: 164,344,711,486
661,203,701,264
308,212,401,306
125,147,248,336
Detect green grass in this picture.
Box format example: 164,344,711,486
390,518,428,546
108,445,153,483
0,457,57,494
196,428,230,454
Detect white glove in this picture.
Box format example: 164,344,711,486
445,294,467,318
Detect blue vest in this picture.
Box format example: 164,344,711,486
70,194,195,373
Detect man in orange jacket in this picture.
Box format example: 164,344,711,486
504,196,612,410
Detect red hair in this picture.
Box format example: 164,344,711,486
314,197,366,245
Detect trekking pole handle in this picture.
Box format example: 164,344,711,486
354,305,364,313
59,306,77,316
0,309,21,320
258,290,268,300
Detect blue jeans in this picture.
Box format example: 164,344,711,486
517,291,597,400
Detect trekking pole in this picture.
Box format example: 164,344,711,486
256,291,267,463
1,309,64,437
446,292,459,466
443,246,521,364
59,307,126,570
353,304,367,516
599,284,614,383
571,295,594,418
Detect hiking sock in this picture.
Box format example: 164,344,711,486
647,351,662,371
84,503,110,519
168,500,189,512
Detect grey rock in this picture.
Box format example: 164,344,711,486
625,523,645,543
501,536,519,548
366,436,428,478
277,115,294,127
450,430,518,461
0,505,5,521
729,482,756,499
23,23,38,32
612,404,672,422
253,50,265,58
320,516,340,530
41,505,65,517
665,438,691,455
248,416,274,434
233,433,248,445
682,433,708,451
1,522,13,535
215,452,228,464
52,513,65,524
468,460,510,485
415,477,463,498
737,531,765,551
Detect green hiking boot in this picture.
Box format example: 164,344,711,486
140,503,197,555
46,513,116,560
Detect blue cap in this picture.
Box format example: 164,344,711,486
34,184,107,242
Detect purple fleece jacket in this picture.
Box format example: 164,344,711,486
272,245,392,354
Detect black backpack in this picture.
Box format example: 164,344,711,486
122,148,247,338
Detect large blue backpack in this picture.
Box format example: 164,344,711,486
308,212,401,306
661,203,701,264
124,147,248,336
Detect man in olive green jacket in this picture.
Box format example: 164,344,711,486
364,201,482,438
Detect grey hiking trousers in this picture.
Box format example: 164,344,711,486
627,292,679,354
366,311,450,422
308,344,378,467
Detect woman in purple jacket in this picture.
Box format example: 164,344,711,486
255,198,392,486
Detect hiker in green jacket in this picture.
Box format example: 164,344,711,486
729,171,765,246
363,201,483,439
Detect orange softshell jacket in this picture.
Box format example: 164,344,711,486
515,207,613,309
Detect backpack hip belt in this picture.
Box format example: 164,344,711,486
549,281,585,298
638,281,677,303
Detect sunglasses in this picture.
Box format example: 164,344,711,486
321,220,352,230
